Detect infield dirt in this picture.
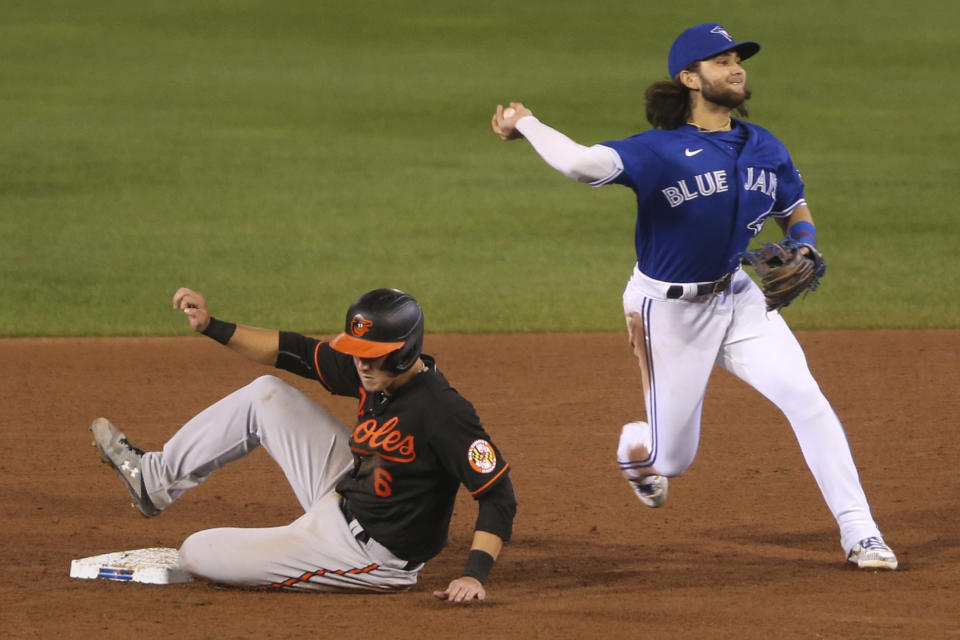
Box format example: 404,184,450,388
1,331,957,639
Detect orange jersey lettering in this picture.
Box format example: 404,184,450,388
351,417,416,463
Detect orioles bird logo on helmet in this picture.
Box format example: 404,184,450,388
350,314,373,337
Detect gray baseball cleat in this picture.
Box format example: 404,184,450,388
90,417,160,517
629,475,668,508
847,536,897,570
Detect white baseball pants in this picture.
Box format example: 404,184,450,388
616,266,884,554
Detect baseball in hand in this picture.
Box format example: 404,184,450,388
502,107,516,119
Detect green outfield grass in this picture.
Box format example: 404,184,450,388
1,0,957,336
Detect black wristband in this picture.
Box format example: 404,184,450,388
201,317,237,345
461,549,495,585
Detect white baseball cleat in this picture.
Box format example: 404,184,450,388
628,475,668,508
847,536,897,570
90,417,160,517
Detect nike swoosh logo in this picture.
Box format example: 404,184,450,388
685,148,703,157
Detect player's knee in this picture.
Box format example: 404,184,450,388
178,530,227,582
779,386,833,423
177,532,206,577
248,374,285,392
617,421,652,464
617,421,694,477
246,375,294,404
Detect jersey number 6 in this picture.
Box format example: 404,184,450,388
374,468,393,497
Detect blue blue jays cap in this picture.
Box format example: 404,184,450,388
668,23,760,78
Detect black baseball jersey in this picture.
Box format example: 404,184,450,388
276,333,513,563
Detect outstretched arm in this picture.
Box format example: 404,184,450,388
491,101,621,183
172,287,280,366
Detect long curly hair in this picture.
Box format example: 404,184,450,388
644,62,749,130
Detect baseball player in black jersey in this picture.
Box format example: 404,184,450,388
90,287,516,602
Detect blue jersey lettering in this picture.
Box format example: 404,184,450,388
599,120,805,282
662,170,729,207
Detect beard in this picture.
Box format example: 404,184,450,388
700,77,752,110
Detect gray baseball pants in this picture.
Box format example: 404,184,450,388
139,374,422,591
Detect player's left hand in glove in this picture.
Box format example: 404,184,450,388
740,239,826,312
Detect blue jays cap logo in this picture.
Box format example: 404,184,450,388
710,25,734,43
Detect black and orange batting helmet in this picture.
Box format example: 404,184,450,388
330,288,424,373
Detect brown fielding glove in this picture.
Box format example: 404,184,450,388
740,240,826,312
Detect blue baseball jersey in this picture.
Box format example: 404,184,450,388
599,120,805,283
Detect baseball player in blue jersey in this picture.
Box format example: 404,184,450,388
491,22,896,570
